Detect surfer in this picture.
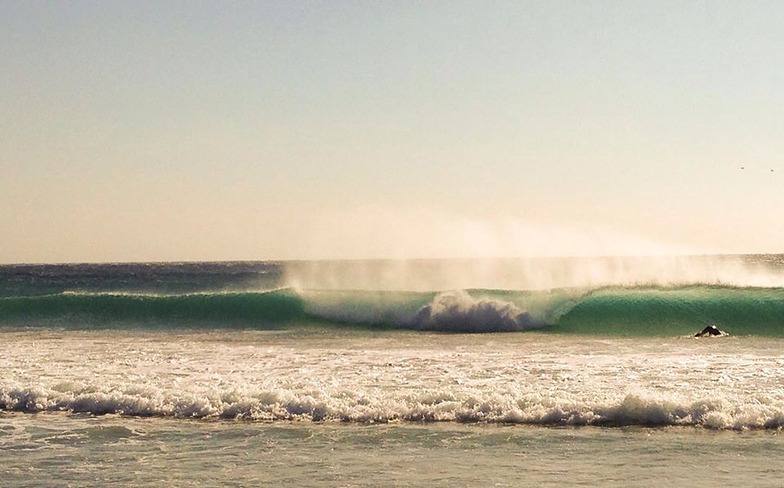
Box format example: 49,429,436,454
694,324,725,337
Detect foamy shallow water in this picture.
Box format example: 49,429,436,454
2,328,784,486
2,328,784,428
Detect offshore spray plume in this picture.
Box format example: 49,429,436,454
281,206,784,292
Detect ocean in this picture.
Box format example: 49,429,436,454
2,256,784,486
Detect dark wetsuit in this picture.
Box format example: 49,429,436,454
694,325,723,337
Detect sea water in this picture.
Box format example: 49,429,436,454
1,257,784,486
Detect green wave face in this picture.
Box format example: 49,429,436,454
0,290,305,329
1,285,783,336
554,286,784,336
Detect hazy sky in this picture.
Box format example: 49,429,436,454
2,1,783,263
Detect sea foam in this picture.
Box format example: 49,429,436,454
411,290,546,332
3,385,783,429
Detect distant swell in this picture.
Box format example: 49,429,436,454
1,285,784,335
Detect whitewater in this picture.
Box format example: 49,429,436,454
2,256,784,486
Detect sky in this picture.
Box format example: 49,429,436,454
2,1,783,263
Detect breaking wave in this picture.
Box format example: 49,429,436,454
411,290,546,332
1,284,783,335
2,386,782,430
